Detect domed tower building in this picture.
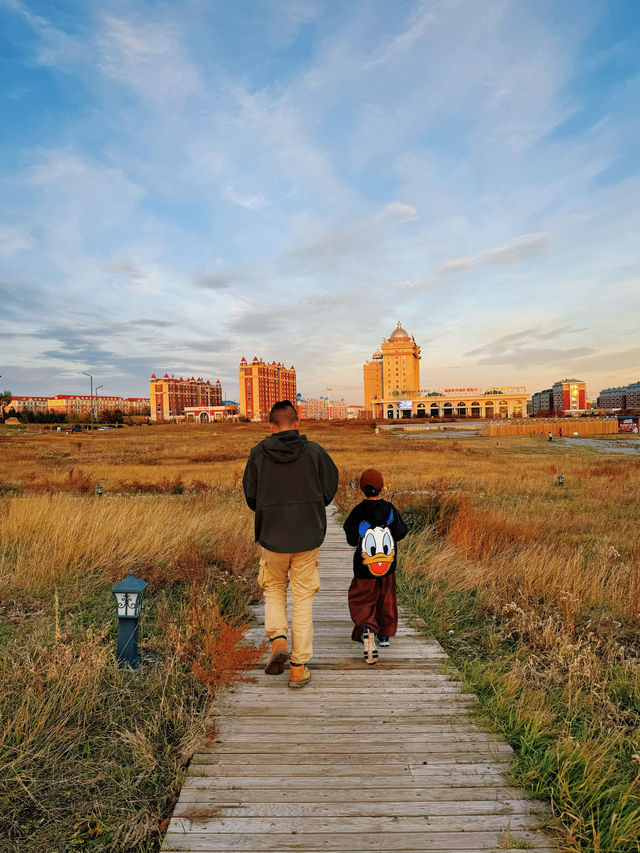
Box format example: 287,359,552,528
363,322,421,415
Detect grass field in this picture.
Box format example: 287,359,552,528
1,421,639,851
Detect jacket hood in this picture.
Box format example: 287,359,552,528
261,430,308,463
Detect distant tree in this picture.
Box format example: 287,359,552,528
31,410,66,424
0,390,12,423
99,408,124,424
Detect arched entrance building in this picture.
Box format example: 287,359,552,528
372,391,526,420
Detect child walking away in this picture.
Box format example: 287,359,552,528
343,469,408,665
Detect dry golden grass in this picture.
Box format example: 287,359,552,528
2,421,639,619
0,492,257,595
0,424,266,852
2,420,640,851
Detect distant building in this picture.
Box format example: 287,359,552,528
124,397,151,415
597,381,640,411
238,357,296,420
48,394,130,417
150,374,222,422
183,403,238,422
552,379,587,414
347,405,363,419
6,396,50,413
363,351,383,415
529,380,587,416
297,397,347,420
5,394,150,418
363,323,526,419
363,322,421,414
530,388,554,416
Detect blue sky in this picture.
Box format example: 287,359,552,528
1,0,639,403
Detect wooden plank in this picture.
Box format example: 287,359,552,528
167,814,540,833
197,742,512,755
215,717,496,745
161,829,552,851
215,717,492,743
171,799,547,818
226,686,465,694
180,774,510,787
163,847,556,853
173,785,536,803
186,761,509,777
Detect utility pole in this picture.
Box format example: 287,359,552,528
82,372,93,429
326,387,332,421
95,385,103,423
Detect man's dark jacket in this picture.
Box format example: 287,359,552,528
242,430,339,553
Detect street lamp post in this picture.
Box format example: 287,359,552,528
326,387,332,421
95,385,103,424
81,372,93,430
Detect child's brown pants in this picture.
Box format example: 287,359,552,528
348,574,398,641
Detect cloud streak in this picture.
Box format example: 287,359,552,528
405,232,551,290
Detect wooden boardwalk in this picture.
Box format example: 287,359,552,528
163,508,554,852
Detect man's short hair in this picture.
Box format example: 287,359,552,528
269,400,298,426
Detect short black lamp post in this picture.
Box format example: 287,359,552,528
557,474,565,486
111,572,147,668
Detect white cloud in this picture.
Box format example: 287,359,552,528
405,232,551,290
366,0,438,68
222,185,269,211
278,202,418,276
378,202,418,223
1,0,85,66
98,13,200,102
0,225,33,255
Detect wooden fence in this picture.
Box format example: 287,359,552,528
487,419,617,437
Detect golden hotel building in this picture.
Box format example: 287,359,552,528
364,323,527,419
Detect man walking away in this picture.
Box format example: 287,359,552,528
243,400,339,688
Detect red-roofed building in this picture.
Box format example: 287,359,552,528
124,397,151,415
5,395,51,414
149,374,222,422
5,394,150,419
238,357,296,420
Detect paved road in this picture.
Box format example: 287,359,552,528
562,437,640,454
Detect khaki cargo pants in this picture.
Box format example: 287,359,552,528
258,546,320,665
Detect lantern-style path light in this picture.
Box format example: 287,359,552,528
111,572,148,668
557,474,565,486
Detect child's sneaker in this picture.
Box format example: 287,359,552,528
362,627,378,665
377,635,390,647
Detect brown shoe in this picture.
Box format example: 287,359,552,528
264,636,289,675
288,663,312,688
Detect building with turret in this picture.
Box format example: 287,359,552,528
363,323,527,419
238,357,296,420
149,374,222,422
363,322,421,413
